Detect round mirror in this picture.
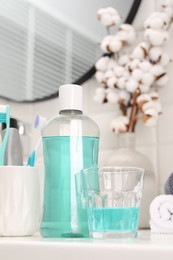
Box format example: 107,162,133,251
0,0,142,102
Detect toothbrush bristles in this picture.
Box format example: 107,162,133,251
34,115,47,129
0,113,6,122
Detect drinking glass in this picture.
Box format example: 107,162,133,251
81,166,145,239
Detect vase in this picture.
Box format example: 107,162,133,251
107,133,158,228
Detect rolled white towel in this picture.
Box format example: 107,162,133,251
149,194,173,233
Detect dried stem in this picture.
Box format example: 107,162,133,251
127,88,140,132
131,106,139,132
119,102,127,116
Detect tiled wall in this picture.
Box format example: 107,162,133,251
0,0,173,195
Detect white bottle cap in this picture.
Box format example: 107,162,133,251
59,84,83,111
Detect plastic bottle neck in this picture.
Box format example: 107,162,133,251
59,109,83,115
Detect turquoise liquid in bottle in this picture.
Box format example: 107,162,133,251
40,84,100,238
40,135,99,238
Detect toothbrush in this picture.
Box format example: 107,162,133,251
34,115,47,130
0,105,10,166
34,115,57,130
27,115,46,167
27,115,57,167
27,137,41,167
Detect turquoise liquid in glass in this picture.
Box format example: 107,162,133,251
40,136,99,238
88,207,139,233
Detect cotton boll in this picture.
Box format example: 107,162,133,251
132,68,143,81
140,41,150,50
138,60,152,72
142,101,155,111
108,58,117,70
132,42,150,59
155,72,169,86
104,70,115,80
116,31,129,42
94,94,105,104
95,56,110,71
119,24,135,33
144,12,170,30
137,93,151,109
120,116,130,124
150,16,165,29
108,38,123,53
110,116,129,133
107,76,117,88
118,24,136,44
97,7,121,27
152,67,168,86
139,41,150,53
117,77,126,89
100,35,114,53
112,14,122,25
128,58,141,71
144,28,169,46
100,7,119,17
106,89,119,104
160,0,173,14
125,78,139,93
144,108,158,118
160,53,170,66
143,108,159,126
127,31,136,44
95,71,105,83
110,122,127,133
118,90,130,105
94,87,106,103
151,64,165,76
139,84,151,93
118,55,130,66
149,47,162,63
161,6,173,18
100,13,121,27
119,30,135,45
123,70,130,79
114,66,125,77
132,46,146,59
142,100,162,113
141,72,154,86
144,15,162,29
100,14,114,27
97,8,107,17
106,7,119,15
137,93,151,104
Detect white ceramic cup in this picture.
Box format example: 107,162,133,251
0,166,40,236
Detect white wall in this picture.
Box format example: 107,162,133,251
0,0,172,194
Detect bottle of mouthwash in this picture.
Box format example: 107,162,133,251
40,84,100,238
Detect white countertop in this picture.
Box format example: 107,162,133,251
0,230,173,260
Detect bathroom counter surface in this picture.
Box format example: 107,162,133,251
0,230,173,260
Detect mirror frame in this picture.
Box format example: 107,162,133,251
3,0,142,103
